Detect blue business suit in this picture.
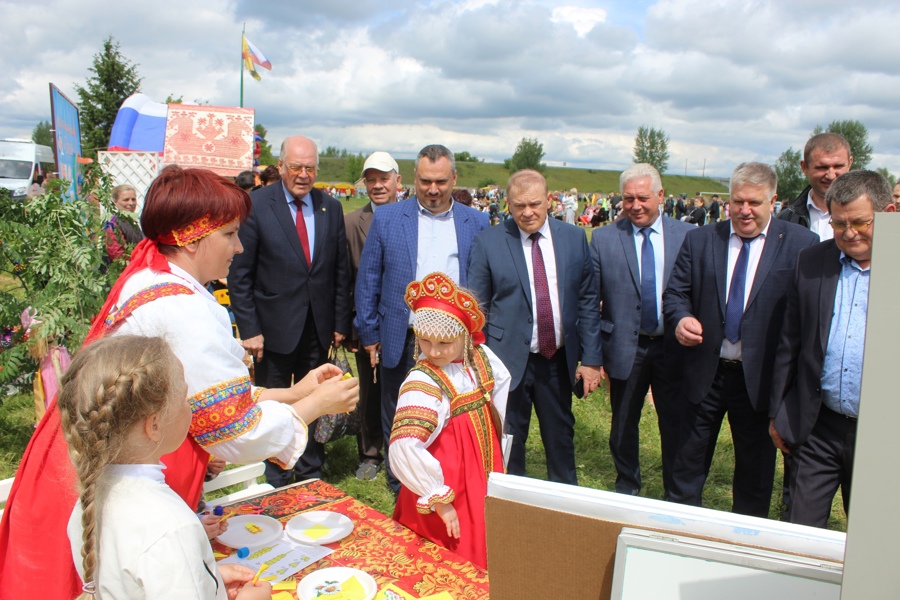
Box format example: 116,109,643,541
354,198,488,489
468,218,601,484
590,214,692,495
663,218,818,516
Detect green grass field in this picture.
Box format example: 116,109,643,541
316,158,727,196
0,377,847,531
0,182,847,533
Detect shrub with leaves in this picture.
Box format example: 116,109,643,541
0,166,123,387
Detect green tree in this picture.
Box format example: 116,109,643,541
75,36,142,157
812,120,873,170
343,152,365,183
633,125,670,174
454,151,480,163
255,124,274,165
876,167,896,187
0,165,119,387
320,146,347,158
774,147,806,202
31,120,54,151
503,137,546,173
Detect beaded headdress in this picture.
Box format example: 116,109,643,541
405,272,485,343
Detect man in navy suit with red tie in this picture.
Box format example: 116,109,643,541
229,135,352,486
663,162,818,517
468,169,602,485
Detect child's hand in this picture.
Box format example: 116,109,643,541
434,503,460,539
207,456,227,478
200,513,228,540
217,564,255,600
236,579,273,600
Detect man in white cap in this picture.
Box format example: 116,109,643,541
345,152,401,479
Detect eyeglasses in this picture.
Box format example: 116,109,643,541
829,218,874,233
283,164,318,176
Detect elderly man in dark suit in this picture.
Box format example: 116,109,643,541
590,164,693,497
355,144,489,492
229,135,352,486
468,169,602,485
344,151,401,481
770,170,895,528
664,162,818,517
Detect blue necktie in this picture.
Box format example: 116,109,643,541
724,236,758,343
639,228,658,333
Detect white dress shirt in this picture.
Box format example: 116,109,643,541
520,218,563,353
283,183,317,262
807,195,833,242
632,214,665,337
720,219,771,361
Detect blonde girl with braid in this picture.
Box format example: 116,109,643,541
389,273,510,570
59,335,271,600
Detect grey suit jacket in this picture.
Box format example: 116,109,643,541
589,214,693,380
468,218,602,390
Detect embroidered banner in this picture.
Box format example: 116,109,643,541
163,105,255,177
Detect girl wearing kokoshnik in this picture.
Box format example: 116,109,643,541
0,166,359,599
390,272,510,570
60,335,270,600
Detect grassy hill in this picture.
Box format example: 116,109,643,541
314,157,727,196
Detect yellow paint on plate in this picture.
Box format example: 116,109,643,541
302,523,332,540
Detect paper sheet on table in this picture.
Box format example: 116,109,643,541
217,532,332,584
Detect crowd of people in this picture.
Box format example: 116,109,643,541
0,131,888,596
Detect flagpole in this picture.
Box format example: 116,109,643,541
240,23,245,108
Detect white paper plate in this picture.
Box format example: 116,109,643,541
216,514,283,549
298,567,377,600
285,511,354,545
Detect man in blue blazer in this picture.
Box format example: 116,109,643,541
468,170,602,485
590,164,693,497
229,135,352,486
663,162,818,517
354,144,489,491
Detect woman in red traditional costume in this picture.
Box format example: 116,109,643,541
0,166,359,599
389,272,510,570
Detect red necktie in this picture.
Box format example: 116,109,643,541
293,199,311,265
530,232,557,359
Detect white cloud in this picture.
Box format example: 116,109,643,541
2,0,900,177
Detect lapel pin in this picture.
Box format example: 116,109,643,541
321,207,326,212
779,233,784,239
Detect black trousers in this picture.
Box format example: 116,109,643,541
256,312,327,487
352,347,383,463
379,330,417,493
608,336,683,496
789,406,856,528
669,361,775,518
506,349,577,485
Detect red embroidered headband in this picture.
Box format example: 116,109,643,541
155,215,234,246
405,272,485,338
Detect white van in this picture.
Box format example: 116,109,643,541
0,138,55,200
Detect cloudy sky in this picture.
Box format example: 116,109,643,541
3,0,900,177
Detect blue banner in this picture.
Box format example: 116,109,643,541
49,84,82,200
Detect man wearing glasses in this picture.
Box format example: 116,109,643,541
770,170,895,528
229,135,352,487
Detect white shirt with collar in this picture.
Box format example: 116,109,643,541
720,218,771,361
807,195,834,241
631,211,665,337
520,218,563,353
283,182,316,262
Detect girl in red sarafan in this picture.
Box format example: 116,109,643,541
390,272,510,570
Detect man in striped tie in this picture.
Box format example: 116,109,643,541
468,169,602,485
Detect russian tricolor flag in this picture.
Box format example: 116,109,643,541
107,94,168,152
242,35,272,81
